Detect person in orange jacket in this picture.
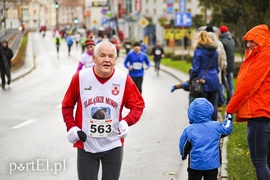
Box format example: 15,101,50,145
226,24,270,180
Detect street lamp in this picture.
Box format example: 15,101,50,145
55,2,59,27
55,2,59,9
3,0,6,32
73,18,79,24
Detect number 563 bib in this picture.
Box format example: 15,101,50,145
89,119,113,137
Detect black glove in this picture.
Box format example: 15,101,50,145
182,156,186,161
77,131,87,142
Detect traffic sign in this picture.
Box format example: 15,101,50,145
174,12,192,27
139,17,149,28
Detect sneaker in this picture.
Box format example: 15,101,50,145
7,79,11,85
2,84,5,90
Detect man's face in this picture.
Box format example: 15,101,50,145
93,44,117,78
86,45,95,53
134,45,141,53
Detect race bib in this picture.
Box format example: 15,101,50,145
89,119,113,137
133,62,143,70
125,44,131,49
155,49,161,55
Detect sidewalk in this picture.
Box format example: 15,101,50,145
11,35,229,180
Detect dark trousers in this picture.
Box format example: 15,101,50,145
131,76,143,94
68,45,72,55
0,65,6,86
77,147,123,180
248,118,270,180
188,168,218,180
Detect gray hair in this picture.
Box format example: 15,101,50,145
207,32,219,48
94,41,117,57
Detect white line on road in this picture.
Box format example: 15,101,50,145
11,119,37,129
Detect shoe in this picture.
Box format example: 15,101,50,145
7,79,11,85
2,84,5,90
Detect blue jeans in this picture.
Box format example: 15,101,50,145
226,72,234,102
248,118,270,180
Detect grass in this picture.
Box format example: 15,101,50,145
158,56,256,180
227,122,256,180
11,32,28,71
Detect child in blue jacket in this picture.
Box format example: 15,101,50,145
179,98,233,180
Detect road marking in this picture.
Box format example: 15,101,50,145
12,119,36,129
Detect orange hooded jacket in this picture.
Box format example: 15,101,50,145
226,24,270,122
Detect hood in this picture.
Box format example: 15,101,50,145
188,98,214,124
196,43,217,57
243,24,270,55
220,31,232,39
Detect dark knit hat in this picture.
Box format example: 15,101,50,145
133,41,141,47
85,39,95,47
219,26,229,33
205,25,214,32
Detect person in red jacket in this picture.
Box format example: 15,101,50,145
226,24,270,180
62,41,145,180
110,35,121,57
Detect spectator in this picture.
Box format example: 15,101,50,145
2,40,13,73
207,32,227,112
180,98,233,180
0,43,11,89
189,31,220,121
219,25,235,104
226,24,270,180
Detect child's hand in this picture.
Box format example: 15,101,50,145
225,113,233,121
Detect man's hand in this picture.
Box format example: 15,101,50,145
67,126,81,143
128,66,133,71
118,120,129,138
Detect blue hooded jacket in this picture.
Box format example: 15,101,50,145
179,98,232,170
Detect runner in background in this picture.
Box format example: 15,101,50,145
76,39,95,72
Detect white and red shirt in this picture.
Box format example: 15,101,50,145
62,67,144,153
79,52,95,68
